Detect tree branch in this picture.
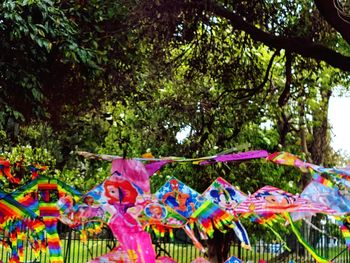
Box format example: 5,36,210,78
215,49,279,102
278,52,292,107
314,0,350,45
198,0,350,71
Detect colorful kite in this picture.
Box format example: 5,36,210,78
0,192,38,222
224,256,243,263
0,192,46,263
10,175,83,263
202,177,250,248
156,177,239,252
85,159,157,263
235,185,337,215
190,200,235,238
156,177,204,218
136,196,188,239
302,177,350,214
267,152,315,173
235,186,337,263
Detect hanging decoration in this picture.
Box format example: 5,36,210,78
0,192,46,263
136,196,188,239
156,177,204,218
37,178,64,263
190,200,235,238
235,185,337,216
3,149,350,263
0,159,20,185
224,256,243,263
235,185,338,262
10,175,82,263
85,158,157,263
266,152,314,173
202,177,250,248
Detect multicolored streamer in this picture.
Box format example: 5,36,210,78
191,200,235,237
43,217,64,263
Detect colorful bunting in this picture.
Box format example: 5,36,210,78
2,150,350,263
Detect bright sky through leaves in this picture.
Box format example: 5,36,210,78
329,96,350,154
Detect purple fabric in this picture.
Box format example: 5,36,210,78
145,160,172,177
201,150,268,164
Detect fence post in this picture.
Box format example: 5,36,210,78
64,228,72,263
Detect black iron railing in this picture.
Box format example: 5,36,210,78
0,219,349,263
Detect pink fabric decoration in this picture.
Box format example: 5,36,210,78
108,210,156,263
111,159,151,193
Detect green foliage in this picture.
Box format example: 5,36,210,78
1,0,349,204
0,144,56,191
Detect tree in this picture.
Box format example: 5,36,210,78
2,1,350,262
135,0,350,71
0,0,140,137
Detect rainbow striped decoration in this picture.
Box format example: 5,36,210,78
11,175,82,216
150,224,167,238
335,217,350,250
1,217,47,263
0,159,20,184
10,179,39,215
38,178,60,217
9,223,19,263
44,217,64,263
191,200,235,238
312,173,334,188
27,219,46,258
57,181,82,202
28,164,47,180
339,223,350,249
0,193,38,222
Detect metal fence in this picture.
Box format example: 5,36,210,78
0,220,349,263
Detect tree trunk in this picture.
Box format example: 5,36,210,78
308,89,332,166
207,229,235,263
